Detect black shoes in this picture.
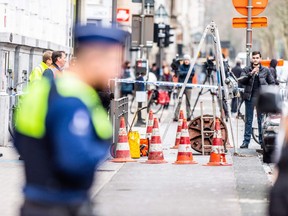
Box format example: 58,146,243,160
240,143,249,149
256,149,263,154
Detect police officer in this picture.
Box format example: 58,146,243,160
14,25,127,216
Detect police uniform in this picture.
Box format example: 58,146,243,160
14,25,127,216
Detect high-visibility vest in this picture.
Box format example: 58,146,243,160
29,62,49,82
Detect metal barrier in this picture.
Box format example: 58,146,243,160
110,97,129,144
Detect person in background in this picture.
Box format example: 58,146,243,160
269,59,279,85
14,24,127,216
42,50,67,82
174,54,194,121
238,51,275,149
120,61,134,97
29,51,52,82
160,65,173,109
231,60,242,115
150,63,160,80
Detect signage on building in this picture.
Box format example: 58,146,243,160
86,5,110,20
116,9,130,22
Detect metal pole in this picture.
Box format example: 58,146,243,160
140,0,145,58
112,0,117,26
159,37,163,75
246,0,252,66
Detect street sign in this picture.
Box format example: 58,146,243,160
232,0,268,16
232,16,268,28
155,4,168,18
116,9,130,22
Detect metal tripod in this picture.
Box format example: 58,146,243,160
162,21,237,153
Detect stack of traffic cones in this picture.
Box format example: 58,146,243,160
204,119,232,166
171,110,184,149
112,117,136,163
174,119,197,165
146,110,154,140
144,118,167,164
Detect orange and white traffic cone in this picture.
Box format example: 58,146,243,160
171,110,184,149
111,117,136,163
204,119,232,166
174,119,197,165
144,118,167,164
146,110,154,140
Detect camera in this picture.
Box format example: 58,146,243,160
204,58,216,76
170,55,182,76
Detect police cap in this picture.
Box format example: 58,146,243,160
74,24,128,45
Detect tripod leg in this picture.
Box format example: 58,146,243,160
189,87,205,119
185,89,192,120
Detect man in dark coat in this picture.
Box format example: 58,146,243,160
238,51,275,149
269,59,279,85
174,54,195,121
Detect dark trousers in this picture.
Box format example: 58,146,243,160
231,98,238,113
243,97,263,146
20,199,94,216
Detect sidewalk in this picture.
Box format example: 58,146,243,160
0,109,272,216
0,147,23,216
93,134,271,216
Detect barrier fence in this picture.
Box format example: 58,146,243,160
110,97,129,145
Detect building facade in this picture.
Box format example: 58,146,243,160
0,0,74,146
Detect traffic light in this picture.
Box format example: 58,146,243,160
154,23,165,47
164,25,174,47
153,23,159,43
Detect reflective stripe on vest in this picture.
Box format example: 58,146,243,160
16,76,112,140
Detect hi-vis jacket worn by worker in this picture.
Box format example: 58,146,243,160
14,75,112,203
29,62,49,82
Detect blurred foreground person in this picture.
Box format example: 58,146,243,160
14,25,127,216
29,50,52,82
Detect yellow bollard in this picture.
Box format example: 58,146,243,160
128,131,141,159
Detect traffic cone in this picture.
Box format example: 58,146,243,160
146,110,154,140
204,119,232,166
174,119,197,165
112,117,136,163
171,110,184,149
144,118,167,164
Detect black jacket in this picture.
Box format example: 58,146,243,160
178,64,194,83
238,64,275,100
269,59,279,85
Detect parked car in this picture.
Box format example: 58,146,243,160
262,114,281,163
257,86,285,164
